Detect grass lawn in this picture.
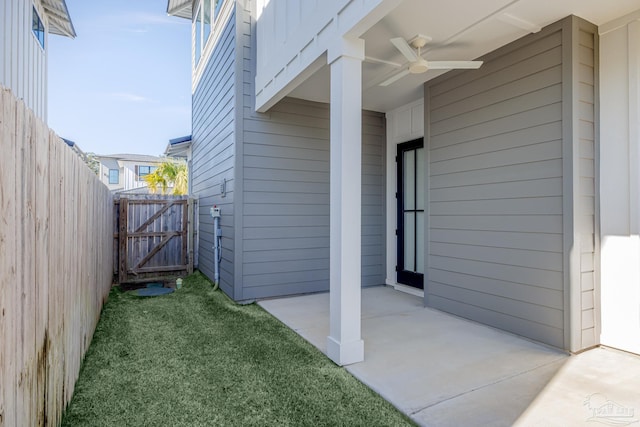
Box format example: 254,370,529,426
62,272,415,426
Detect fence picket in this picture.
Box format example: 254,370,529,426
1,83,18,427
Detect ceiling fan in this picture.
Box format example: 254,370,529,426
378,35,483,86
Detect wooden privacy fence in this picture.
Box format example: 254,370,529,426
0,86,114,426
113,196,196,283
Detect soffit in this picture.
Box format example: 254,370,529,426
167,0,193,19
288,0,640,113
41,0,76,38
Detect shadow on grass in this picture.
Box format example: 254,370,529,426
62,272,415,426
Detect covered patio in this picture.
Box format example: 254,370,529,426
259,287,640,426
250,0,640,367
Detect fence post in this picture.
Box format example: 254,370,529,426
187,199,194,274
118,198,128,284
113,199,119,281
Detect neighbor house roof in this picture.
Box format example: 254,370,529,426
99,157,120,170
97,154,165,163
169,135,192,145
42,0,76,38
164,135,192,158
166,0,192,19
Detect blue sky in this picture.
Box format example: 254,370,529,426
48,0,192,156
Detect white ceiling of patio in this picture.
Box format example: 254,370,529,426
287,0,640,112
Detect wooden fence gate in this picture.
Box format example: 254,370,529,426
114,195,197,283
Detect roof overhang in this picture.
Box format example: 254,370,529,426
165,135,192,158
41,0,76,38
257,0,640,113
99,158,120,170
167,0,192,19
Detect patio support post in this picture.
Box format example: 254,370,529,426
326,37,365,366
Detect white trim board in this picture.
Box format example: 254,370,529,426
385,99,424,289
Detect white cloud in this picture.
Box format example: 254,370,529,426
132,12,186,26
107,92,149,103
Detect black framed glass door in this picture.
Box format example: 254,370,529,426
397,139,424,289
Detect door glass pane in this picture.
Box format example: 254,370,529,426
416,211,424,274
403,150,415,210
416,147,425,210
404,212,415,271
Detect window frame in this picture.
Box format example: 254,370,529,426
203,0,211,48
194,0,222,69
32,6,45,50
194,3,202,65
136,165,156,181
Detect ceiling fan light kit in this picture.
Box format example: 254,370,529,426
409,58,429,74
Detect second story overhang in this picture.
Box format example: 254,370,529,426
255,0,640,114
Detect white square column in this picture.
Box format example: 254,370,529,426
326,38,365,366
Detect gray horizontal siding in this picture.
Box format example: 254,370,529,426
191,9,236,296
425,24,566,348
362,111,386,286
240,96,386,300
236,3,385,300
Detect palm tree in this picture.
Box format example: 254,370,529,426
144,160,188,195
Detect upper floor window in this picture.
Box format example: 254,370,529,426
32,7,45,49
136,165,157,181
194,0,221,67
194,4,202,64
108,169,119,184
203,0,211,46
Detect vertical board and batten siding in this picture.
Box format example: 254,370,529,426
0,87,113,426
191,9,237,297
236,2,386,300
0,0,48,121
598,11,640,355
424,16,597,350
120,163,153,192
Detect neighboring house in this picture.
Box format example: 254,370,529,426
165,135,193,195
168,0,640,365
0,0,75,121
164,135,192,161
96,154,163,193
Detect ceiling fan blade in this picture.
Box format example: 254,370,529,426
427,61,483,70
379,69,410,87
364,56,402,68
390,37,418,62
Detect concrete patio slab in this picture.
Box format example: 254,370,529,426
259,286,640,426
515,346,640,426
